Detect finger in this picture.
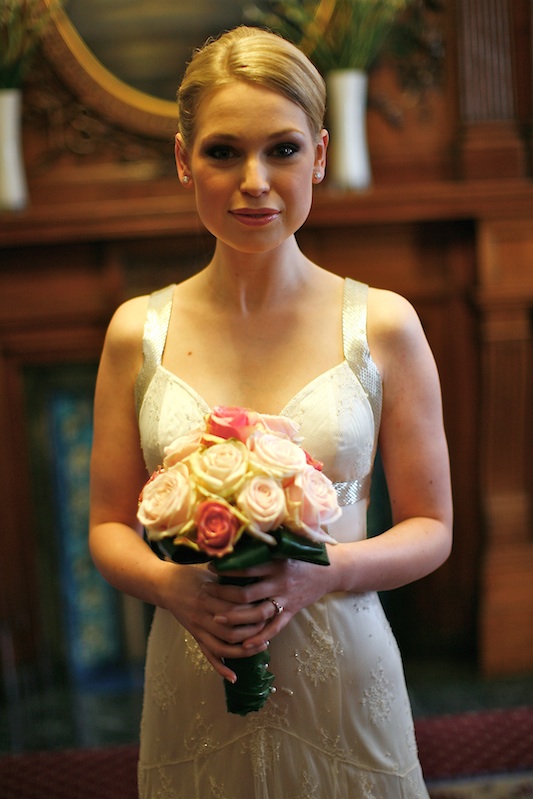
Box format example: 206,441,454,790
199,626,270,663
213,597,275,627
197,642,237,683
212,619,267,645
242,612,289,651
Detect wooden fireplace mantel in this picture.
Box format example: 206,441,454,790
2,178,533,248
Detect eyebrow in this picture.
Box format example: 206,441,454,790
200,128,307,144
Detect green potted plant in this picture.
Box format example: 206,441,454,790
0,0,63,210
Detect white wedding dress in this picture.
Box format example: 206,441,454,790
135,278,430,799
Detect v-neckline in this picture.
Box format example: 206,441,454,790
157,359,350,417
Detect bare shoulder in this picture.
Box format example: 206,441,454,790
103,295,149,356
98,295,151,385
367,287,420,334
106,294,149,341
366,287,433,378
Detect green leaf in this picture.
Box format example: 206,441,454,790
223,651,275,715
153,537,210,565
215,538,273,572
272,527,330,565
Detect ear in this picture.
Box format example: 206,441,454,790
312,128,329,183
175,133,192,186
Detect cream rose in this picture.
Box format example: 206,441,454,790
248,431,307,480
285,465,340,544
188,439,249,498
163,431,204,467
237,476,286,543
259,413,300,442
137,462,195,540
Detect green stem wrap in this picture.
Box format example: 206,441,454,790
155,527,330,715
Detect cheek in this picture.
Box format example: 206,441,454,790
285,174,314,219
193,174,230,220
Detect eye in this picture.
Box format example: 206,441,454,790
205,145,237,160
271,142,300,158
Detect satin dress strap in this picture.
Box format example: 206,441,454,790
135,283,175,418
334,278,382,505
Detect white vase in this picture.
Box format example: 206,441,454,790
326,70,371,191
0,89,29,211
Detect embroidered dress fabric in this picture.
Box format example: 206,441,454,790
135,279,430,799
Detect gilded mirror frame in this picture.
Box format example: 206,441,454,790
41,0,178,139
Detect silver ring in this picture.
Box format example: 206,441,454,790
270,598,284,615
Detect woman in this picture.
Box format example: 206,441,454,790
89,26,452,798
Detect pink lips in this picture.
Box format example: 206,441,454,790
230,208,280,227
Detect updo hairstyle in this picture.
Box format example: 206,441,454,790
177,26,326,147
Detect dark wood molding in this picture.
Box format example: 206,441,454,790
456,0,528,178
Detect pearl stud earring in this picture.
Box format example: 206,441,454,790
182,175,190,184
313,171,322,180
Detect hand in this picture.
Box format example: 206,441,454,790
158,561,271,682
205,554,335,652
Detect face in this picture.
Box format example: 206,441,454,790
175,81,328,255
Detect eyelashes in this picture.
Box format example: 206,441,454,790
272,143,300,158
203,142,301,161
205,145,235,160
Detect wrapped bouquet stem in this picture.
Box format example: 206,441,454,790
138,406,340,716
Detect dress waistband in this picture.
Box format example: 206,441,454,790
333,475,371,506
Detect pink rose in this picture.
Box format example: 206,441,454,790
138,463,195,540
285,465,340,544
259,413,300,441
249,431,307,480
304,451,324,471
163,431,204,467
206,406,262,443
188,439,249,498
195,498,244,557
237,476,286,542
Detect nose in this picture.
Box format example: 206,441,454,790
240,157,269,196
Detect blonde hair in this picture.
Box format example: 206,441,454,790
177,26,326,147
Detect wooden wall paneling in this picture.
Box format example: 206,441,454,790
509,0,533,176
456,0,527,179
419,223,481,654
0,345,41,668
0,246,110,670
477,218,533,674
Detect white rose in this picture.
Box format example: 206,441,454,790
248,431,307,480
237,476,286,543
138,463,195,540
285,465,340,544
188,439,249,498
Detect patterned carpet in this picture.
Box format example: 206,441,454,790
417,707,533,780
429,773,533,798
0,707,531,798
418,707,533,799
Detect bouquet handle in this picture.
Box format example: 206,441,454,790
149,527,330,715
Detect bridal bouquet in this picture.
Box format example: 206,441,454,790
137,405,341,715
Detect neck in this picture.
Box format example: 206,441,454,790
201,237,314,315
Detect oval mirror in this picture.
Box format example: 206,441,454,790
41,0,249,139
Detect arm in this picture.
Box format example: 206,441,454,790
215,289,452,641
89,297,269,680
329,288,453,591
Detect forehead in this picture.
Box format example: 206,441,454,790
193,81,313,140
